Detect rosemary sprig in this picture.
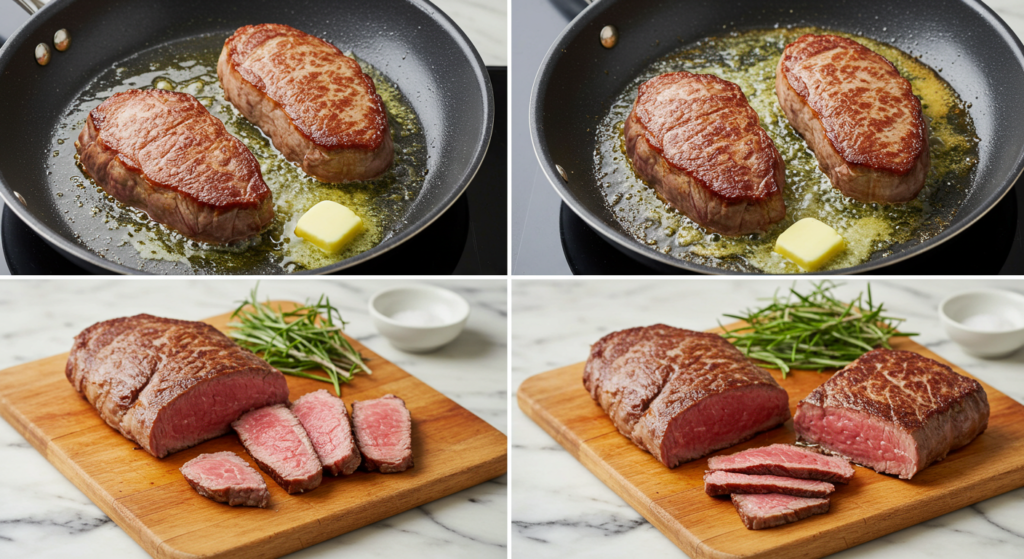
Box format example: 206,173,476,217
228,286,371,395
719,281,915,377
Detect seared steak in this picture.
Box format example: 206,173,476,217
65,314,289,458
794,348,989,479
352,394,413,473
75,89,273,244
219,23,393,182
180,451,269,508
731,493,830,530
704,471,834,498
624,72,786,236
232,404,323,494
707,443,854,483
583,325,790,468
292,389,361,476
776,34,929,203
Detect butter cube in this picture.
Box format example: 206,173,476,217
295,201,364,253
774,218,845,271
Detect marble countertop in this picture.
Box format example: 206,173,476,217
0,279,507,559
511,279,1024,558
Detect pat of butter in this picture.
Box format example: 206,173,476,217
295,201,364,254
774,218,845,272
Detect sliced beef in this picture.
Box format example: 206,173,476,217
731,493,830,530
232,404,323,493
292,389,362,476
75,89,273,244
583,325,791,468
65,314,290,458
219,23,394,182
351,394,413,473
794,348,989,480
180,451,269,508
624,72,786,236
707,443,855,483
776,34,929,203
704,471,834,498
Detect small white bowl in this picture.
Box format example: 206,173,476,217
368,285,470,352
939,289,1024,358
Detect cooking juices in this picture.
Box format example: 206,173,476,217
594,27,979,273
48,34,427,274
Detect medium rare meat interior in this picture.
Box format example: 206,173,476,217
583,325,791,468
292,389,361,476
233,404,323,494
352,394,414,473
180,451,270,508
794,348,989,480
65,314,290,458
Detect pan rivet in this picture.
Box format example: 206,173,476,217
600,25,618,49
53,29,71,52
35,43,51,66
13,191,27,206
556,165,568,182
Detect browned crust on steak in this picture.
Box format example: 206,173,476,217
219,24,394,182
624,72,786,236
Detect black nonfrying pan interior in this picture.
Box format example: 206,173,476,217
0,0,493,274
531,0,1024,274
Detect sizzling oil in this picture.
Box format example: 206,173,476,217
594,27,979,273
47,34,426,274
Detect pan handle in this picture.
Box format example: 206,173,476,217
548,0,594,21
13,0,48,15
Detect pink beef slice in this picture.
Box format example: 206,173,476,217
291,389,362,476
65,314,290,458
704,471,834,498
731,493,830,530
180,451,269,508
582,325,791,468
232,404,322,493
352,394,413,473
707,443,854,483
794,348,990,480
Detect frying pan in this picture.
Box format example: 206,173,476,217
531,0,1024,274
0,0,493,274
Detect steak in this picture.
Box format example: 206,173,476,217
704,471,834,498
292,389,362,476
731,493,830,530
794,348,989,480
180,451,269,508
219,23,394,183
624,72,786,236
583,325,791,468
232,404,323,494
776,34,930,203
65,314,290,458
351,394,413,473
707,444,855,483
75,89,273,244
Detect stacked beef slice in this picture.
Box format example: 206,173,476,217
705,444,854,530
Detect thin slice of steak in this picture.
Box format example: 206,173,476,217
180,451,269,508
65,314,290,458
583,325,791,468
707,444,855,483
731,493,830,530
292,389,362,476
232,404,323,493
76,89,273,244
794,348,989,480
704,471,834,498
351,394,413,473
219,23,394,182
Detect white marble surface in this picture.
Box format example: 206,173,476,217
0,279,507,559
432,0,507,66
511,279,1024,558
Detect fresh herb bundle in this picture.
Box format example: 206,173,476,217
228,287,371,394
719,281,914,377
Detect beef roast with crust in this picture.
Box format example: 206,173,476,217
794,348,989,479
180,451,269,508
583,325,791,468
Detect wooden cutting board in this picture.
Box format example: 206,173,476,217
0,303,506,559
517,328,1024,559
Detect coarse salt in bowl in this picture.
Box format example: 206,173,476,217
939,289,1024,358
368,285,470,352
